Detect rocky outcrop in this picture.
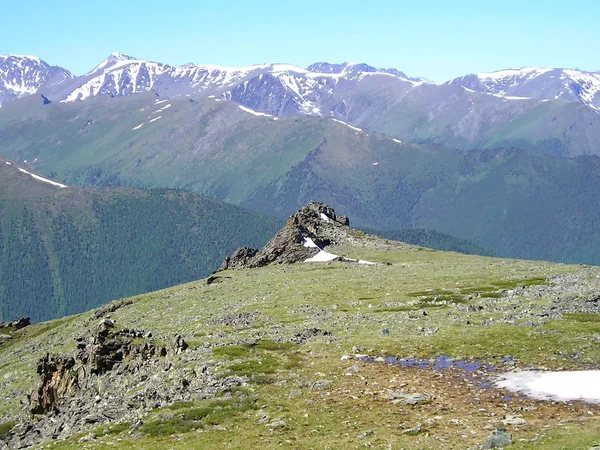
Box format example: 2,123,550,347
30,355,78,414
29,319,186,415
218,202,353,270
217,247,258,271
0,317,30,330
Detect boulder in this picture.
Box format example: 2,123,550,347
0,317,30,330
483,428,513,449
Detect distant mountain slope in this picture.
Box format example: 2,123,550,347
0,55,72,106
2,55,600,156
0,95,599,265
0,159,281,322
449,67,600,111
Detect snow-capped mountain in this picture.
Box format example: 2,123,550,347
28,54,426,117
0,55,72,106
306,61,424,81
1,53,599,117
449,67,600,110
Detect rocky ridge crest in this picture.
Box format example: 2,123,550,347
218,202,353,270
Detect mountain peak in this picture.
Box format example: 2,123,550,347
0,54,43,63
87,52,139,74
108,52,137,61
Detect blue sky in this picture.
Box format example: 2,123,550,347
2,0,599,81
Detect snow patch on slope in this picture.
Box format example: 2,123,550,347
496,370,600,403
303,237,319,248
238,105,272,117
17,167,67,188
331,118,362,132
305,250,340,262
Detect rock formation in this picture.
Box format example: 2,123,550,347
0,317,30,330
218,202,353,270
29,319,187,415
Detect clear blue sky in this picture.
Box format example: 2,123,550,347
1,0,598,81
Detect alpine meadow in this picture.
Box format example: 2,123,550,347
2,2,600,448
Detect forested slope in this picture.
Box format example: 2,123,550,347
0,161,282,322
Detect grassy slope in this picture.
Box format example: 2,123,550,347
361,228,495,256
0,162,282,322
355,84,600,157
2,242,600,448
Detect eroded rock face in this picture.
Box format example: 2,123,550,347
217,247,258,271
30,355,78,414
218,202,353,270
29,319,184,415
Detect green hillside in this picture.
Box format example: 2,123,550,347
0,161,281,322
362,228,495,256
354,84,600,158
1,95,600,265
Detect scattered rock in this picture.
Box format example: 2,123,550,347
90,299,133,321
483,428,513,449
206,275,224,285
358,429,375,439
345,364,362,374
310,380,332,390
418,327,438,335
266,420,286,428
288,389,302,398
388,391,432,405
502,415,526,426
78,433,95,443
403,393,432,405
289,328,332,344
401,425,422,435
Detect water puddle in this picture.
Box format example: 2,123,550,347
356,354,513,390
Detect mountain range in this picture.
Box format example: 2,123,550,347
2,53,600,159
0,89,599,265
2,53,599,112
1,52,600,270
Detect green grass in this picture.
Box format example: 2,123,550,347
0,421,15,437
564,313,600,323
212,344,252,358
140,398,258,437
